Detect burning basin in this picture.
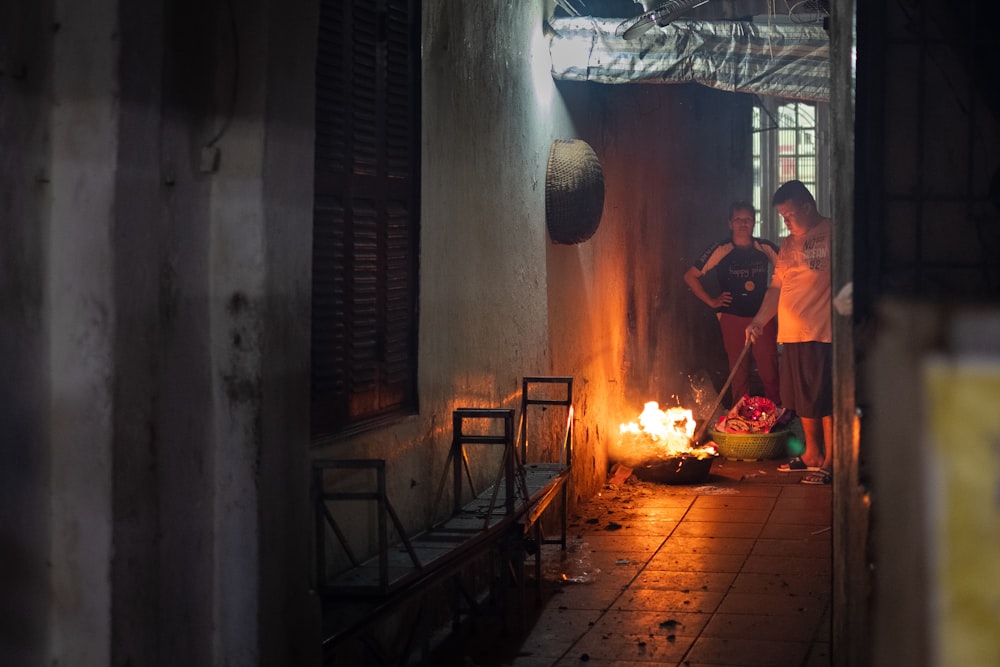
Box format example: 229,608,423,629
632,454,716,484
616,402,718,485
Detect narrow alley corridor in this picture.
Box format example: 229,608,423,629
435,458,832,666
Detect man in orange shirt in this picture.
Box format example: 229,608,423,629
746,181,832,485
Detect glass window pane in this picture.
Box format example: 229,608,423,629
778,129,795,154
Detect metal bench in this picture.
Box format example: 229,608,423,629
315,376,574,664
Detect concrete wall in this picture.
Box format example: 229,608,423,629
1,0,752,663
0,0,55,663
318,1,618,545
857,2,1000,665
563,83,754,408
321,3,752,536
540,79,755,477
2,0,315,664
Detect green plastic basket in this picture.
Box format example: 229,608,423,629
709,428,789,461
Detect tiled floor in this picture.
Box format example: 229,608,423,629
437,457,832,666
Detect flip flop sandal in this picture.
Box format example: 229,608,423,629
777,456,820,473
801,468,832,485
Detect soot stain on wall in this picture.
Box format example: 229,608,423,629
223,291,261,404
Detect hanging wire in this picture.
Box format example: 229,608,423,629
751,95,782,133
554,0,583,17
786,0,830,25
205,0,239,148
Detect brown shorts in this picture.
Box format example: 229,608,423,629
780,342,832,418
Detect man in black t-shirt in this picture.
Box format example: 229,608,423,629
684,201,781,405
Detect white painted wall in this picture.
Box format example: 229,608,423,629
47,1,117,663
318,1,629,542
321,0,754,559
2,0,316,663
1,0,753,663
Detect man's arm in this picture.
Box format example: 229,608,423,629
684,266,732,310
746,285,779,342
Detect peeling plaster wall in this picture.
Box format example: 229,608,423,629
48,1,118,664
316,3,753,558
2,0,316,664
556,82,753,418
2,0,754,663
0,1,55,664
317,1,630,540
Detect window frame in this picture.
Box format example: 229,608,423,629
311,0,421,440
752,98,830,242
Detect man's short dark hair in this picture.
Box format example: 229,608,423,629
729,201,756,219
772,180,816,207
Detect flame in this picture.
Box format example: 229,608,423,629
614,401,715,465
620,401,695,443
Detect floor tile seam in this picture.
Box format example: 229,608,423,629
670,487,816,667
659,534,759,545
752,532,832,543
593,507,693,597
705,602,831,620
748,543,831,555
801,598,834,648
561,486,820,665
671,501,827,667
578,503,766,665
769,511,833,520
550,485,827,667
548,498,700,666
678,510,771,530
723,591,832,603
758,524,833,536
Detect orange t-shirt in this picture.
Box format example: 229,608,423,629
771,218,831,343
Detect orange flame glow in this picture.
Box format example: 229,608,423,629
614,401,715,466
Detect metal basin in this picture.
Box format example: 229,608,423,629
632,454,717,485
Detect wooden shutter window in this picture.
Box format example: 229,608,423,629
312,0,419,437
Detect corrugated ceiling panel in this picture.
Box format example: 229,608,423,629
549,16,830,102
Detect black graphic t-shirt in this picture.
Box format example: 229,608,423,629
691,238,780,317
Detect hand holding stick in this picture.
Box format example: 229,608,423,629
692,341,752,444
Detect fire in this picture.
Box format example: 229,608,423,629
614,401,716,466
